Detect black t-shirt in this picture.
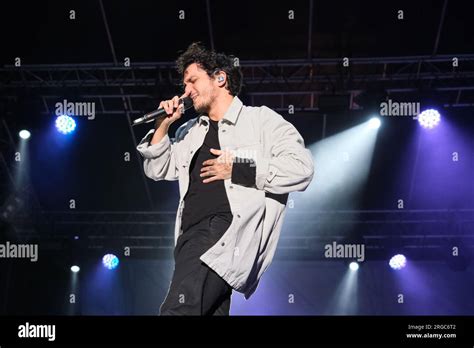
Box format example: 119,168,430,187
181,119,232,232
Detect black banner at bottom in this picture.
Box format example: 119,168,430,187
0,316,473,346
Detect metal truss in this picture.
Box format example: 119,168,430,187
2,0,460,115
2,54,474,115
6,209,473,260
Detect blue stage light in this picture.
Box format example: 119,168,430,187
389,254,407,270
102,254,119,270
418,109,441,129
55,115,76,134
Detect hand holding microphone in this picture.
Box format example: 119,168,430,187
158,92,189,126
132,91,193,127
144,92,193,146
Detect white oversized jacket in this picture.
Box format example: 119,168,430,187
137,96,314,299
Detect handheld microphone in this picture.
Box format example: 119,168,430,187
132,96,193,126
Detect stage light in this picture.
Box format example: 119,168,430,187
418,109,441,129
71,265,80,273
368,117,381,129
19,130,31,139
55,115,76,134
349,262,359,271
389,254,406,270
102,254,119,270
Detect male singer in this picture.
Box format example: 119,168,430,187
137,43,314,315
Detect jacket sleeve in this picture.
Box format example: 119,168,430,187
255,106,314,194
136,129,180,181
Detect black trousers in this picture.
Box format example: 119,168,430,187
159,213,233,315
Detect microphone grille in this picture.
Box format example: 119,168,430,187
181,96,194,110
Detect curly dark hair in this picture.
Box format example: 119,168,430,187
176,42,243,96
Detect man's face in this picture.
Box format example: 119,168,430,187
183,63,218,114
